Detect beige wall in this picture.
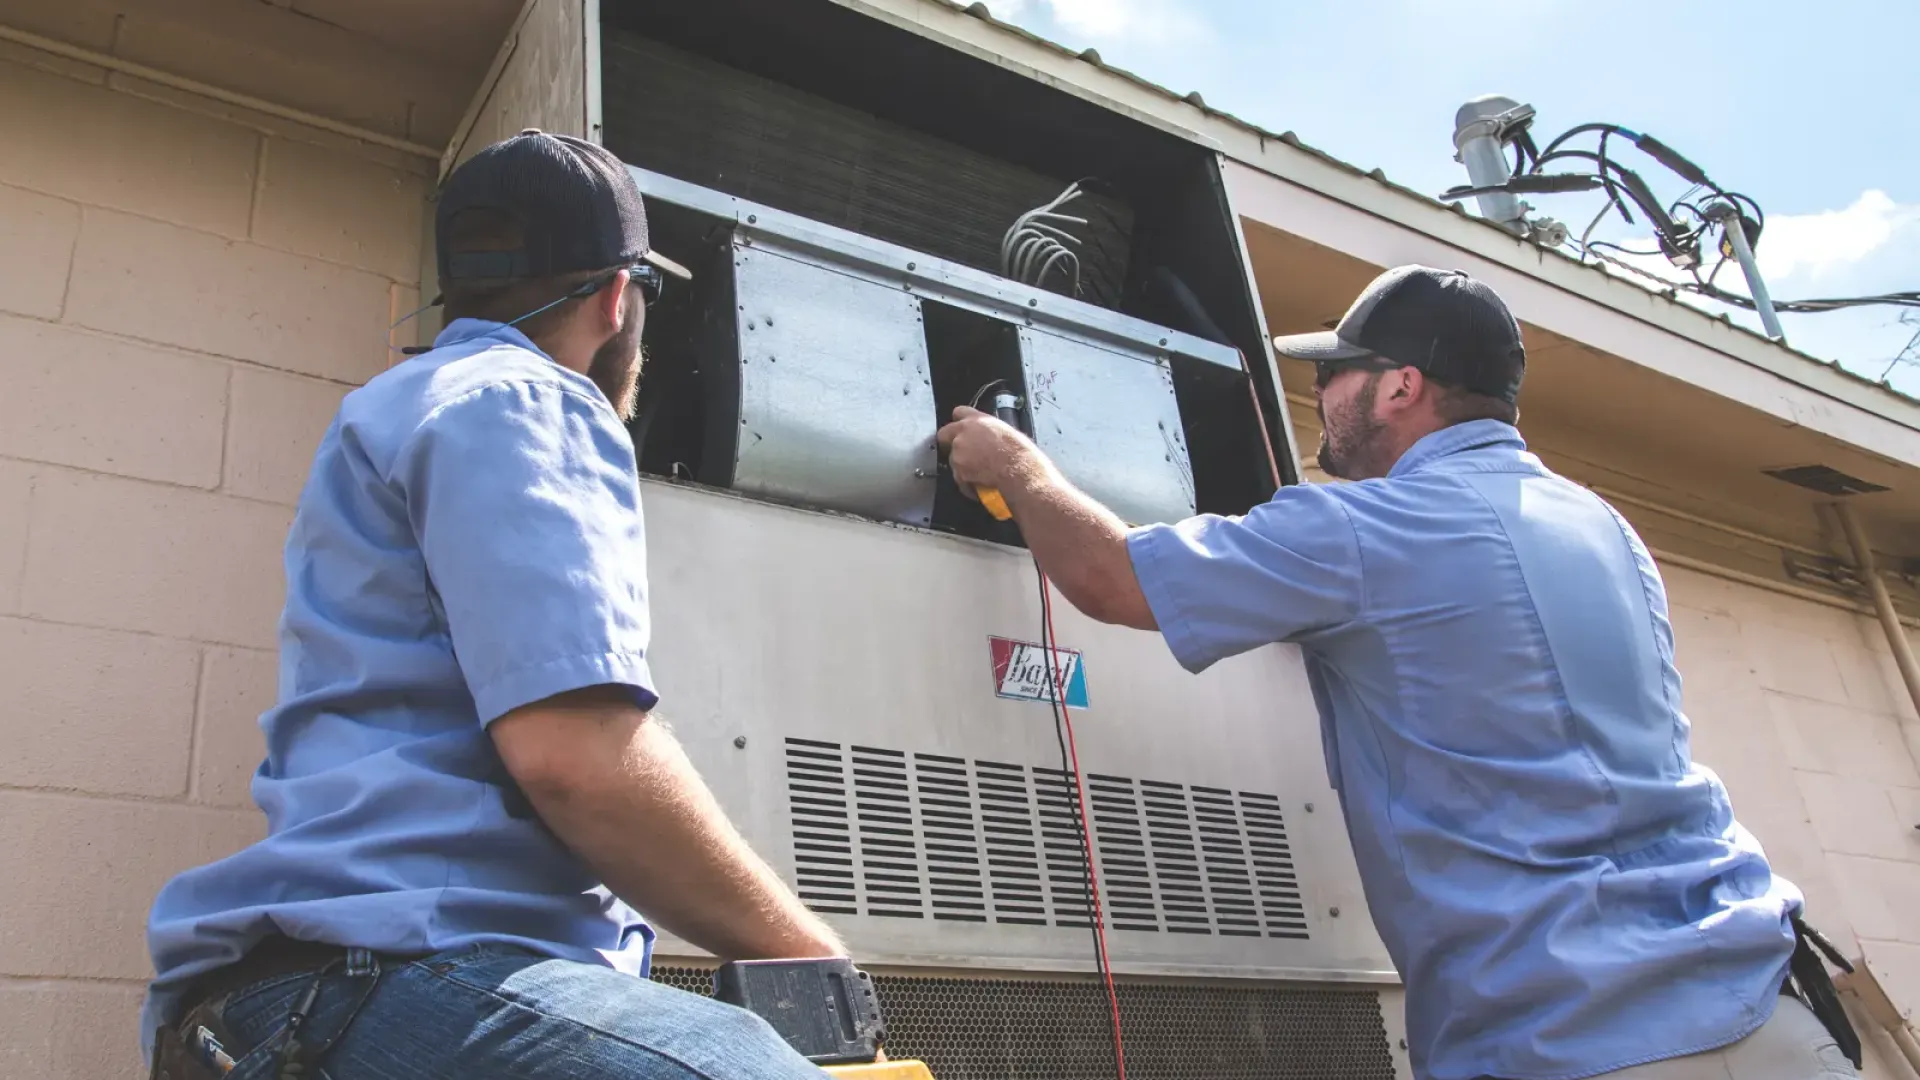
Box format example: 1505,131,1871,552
1664,564,1920,1075
0,44,429,1078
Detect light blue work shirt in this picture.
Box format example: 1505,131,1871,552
1126,419,1799,1080
141,319,659,1054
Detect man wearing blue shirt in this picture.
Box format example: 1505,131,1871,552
143,131,843,1078
938,266,1859,1080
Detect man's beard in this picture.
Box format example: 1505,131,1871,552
1315,373,1387,480
587,299,644,421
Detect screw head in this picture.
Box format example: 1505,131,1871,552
1028,298,1038,307
747,214,757,224
1305,802,1315,813
907,262,917,271
1329,906,1341,918
733,736,748,749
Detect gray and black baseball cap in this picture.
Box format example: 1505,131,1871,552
1272,265,1526,403
435,128,691,286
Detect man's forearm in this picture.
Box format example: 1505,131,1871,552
1003,460,1157,630
506,700,844,960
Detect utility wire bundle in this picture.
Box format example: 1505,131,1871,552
1483,122,1920,317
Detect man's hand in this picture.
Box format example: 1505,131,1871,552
936,406,1056,505
936,406,1156,631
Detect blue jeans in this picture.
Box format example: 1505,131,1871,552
207,945,828,1079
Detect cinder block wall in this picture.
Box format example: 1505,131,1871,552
0,45,430,1078
1661,566,1920,1075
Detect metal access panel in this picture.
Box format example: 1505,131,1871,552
724,241,938,527
639,479,1396,986
630,165,1228,534
1021,328,1194,527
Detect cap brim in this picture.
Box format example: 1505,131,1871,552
643,248,693,281
1271,330,1371,361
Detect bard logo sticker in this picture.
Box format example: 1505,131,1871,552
989,636,1089,710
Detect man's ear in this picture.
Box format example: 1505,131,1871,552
1387,367,1420,403
596,269,631,331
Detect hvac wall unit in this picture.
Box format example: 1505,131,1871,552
553,1,1401,1073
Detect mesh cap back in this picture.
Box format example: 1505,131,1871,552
435,129,679,285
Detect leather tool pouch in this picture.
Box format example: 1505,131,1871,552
149,998,240,1080
1787,912,1864,1069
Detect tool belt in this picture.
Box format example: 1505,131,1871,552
1782,912,1863,1069
151,936,414,1080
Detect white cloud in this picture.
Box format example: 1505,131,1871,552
990,0,1207,43
1751,190,1920,283
1580,190,1920,391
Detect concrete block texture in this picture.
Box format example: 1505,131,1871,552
0,183,80,319
0,791,263,980
19,469,291,649
254,136,428,281
0,980,146,1080
0,616,198,798
194,647,274,809
67,208,391,385
0,459,29,614
1768,692,1920,791
1796,770,1920,863
0,57,259,238
0,315,229,488
1742,616,1854,707
223,367,347,505
1827,853,1920,945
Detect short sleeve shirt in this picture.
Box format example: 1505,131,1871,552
141,320,659,1052
1125,420,1800,1080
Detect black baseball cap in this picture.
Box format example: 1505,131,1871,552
1271,265,1525,403
435,128,691,286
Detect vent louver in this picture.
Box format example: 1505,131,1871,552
783,739,1309,938
1763,464,1889,496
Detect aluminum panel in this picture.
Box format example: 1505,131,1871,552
1021,328,1194,527
626,164,1242,374
729,241,937,527
639,480,1395,984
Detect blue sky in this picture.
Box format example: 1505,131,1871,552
989,0,1920,396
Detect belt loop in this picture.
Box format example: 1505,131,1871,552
345,947,376,978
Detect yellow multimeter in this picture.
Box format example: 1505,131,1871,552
976,392,1022,521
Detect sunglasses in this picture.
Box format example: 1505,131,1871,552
566,262,668,307
1313,354,1403,390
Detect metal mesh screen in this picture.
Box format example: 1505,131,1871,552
650,966,1395,1080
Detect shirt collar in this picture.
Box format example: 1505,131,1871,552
1388,419,1526,478
429,318,550,360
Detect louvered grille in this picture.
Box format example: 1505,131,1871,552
853,745,924,919
783,740,1308,938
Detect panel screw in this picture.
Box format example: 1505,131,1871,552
1399,1039,1408,1051
1160,338,1168,346
734,736,748,749
1305,802,1315,812
1329,906,1341,918
747,214,757,224
907,262,917,271
1028,298,1038,307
